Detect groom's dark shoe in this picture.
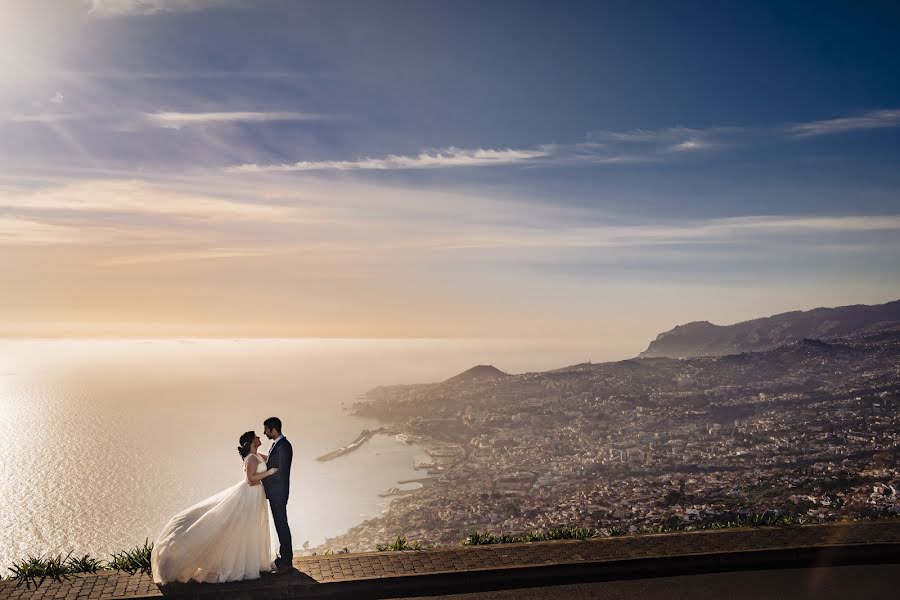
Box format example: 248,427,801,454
275,561,295,574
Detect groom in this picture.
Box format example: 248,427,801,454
263,417,294,572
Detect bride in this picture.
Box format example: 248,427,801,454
151,431,279,585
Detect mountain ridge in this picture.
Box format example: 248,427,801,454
639,299,900,358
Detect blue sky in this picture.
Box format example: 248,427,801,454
1,0,898,355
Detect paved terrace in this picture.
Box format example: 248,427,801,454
3,521,900,599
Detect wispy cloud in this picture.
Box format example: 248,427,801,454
228,142,669,173
419,214,900,252
590,109,900,144
229,126,736,173
100,247,279,265
0,216,82,245
587,126,708,143
6,113,79,124
85,0,241,17
1,109,336,134
788,109,900,137
63,69,316,80
143,110,336,129
229,147,552,172
0,179,315,222
707,214,900,233
222,106,900,173
667,138,718,153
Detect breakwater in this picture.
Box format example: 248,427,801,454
316,427,394,461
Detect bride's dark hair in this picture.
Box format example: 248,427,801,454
237,431,256,459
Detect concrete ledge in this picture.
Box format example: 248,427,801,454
135,541,900,599
4,522,900,600
241,542,900,599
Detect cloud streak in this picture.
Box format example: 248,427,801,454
228,107,900,172
788,109,900,137
0,179,314,222
6,175,898,252
419,214,900,253
85,0,241,17
228,147,551,172
99,247,280,265
0,216,82,245
225,136,711,173
143,110,336,129
6,113,80,124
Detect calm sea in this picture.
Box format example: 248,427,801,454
0,337,610,572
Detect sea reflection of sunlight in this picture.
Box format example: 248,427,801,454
0,377,9,421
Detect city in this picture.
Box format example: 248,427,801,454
319,322,900,552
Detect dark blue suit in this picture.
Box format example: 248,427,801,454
263,437,293,567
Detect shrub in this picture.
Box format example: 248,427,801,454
545,526,599,540
462,530,494,545
66,554,105,574
376,536,421,551
7,553,72,588
463,526,600,546
109,539,153,575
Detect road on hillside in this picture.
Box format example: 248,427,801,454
395,563,900,600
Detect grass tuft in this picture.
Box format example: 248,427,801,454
6,552,72,588
463,526,602,546
66,554,105,574
109,539,153,575
376,535,422,551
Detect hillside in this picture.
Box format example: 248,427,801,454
444,364,508,385
639,299,900,358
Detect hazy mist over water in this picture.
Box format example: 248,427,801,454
0,337,603,571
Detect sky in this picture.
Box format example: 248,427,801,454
0,0,899,357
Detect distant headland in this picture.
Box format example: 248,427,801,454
640,299,900,358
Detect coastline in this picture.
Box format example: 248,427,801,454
309,425,453,555
0,337,599,572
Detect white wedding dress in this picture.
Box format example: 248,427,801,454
151,454,276,585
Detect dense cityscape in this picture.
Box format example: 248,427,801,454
316,320,900,552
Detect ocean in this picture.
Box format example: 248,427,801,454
0,337,609,573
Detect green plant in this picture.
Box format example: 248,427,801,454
66,554,105,574
109,539,153,575
462,530,494,545
376,535,421,551
463,526,600,546
642,524,675,534
546,526,599,540
7,552,72,588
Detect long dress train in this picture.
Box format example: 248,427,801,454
150,455,276,584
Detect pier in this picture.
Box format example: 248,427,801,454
315,427,393,461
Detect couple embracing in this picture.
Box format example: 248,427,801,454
151,417,294,585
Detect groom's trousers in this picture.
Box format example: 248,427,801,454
269,499,293,566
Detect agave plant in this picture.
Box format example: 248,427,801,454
375,535,421,551
462,530,494,545
544,526,598,540
66,554,105,574
7,552,72,589
109,539,153,575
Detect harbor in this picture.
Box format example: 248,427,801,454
315,427,396,461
